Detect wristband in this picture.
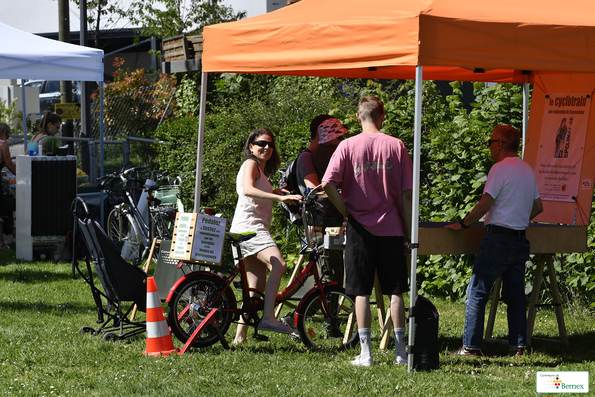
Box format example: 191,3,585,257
459,219,469,229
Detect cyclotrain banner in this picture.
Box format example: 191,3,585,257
536,93,591,202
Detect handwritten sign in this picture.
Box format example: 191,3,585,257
170,213,227,265
170,213,197,261
190,214,227,265
54,103,81,120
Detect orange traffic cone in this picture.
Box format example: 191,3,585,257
143,277,179,356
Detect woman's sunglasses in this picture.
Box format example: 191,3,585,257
252,140,275,149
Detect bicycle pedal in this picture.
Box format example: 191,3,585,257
253,333,269,342
232,280,242,291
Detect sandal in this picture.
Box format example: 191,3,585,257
0,244,10,251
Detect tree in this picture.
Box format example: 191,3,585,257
73,0,132,48
127,0,246,39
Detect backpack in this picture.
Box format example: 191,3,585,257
279,149,310,194
410,295,440,371
278,149,310,224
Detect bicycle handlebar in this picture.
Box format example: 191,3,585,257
298,184,327,251
97,166,183,190
96,166,147,189
122,165,148,178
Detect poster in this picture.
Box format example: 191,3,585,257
190,214,227,265
54,103,81,120
536,93,591,202
171,213,196,260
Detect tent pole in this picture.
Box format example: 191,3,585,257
21,81,27,152
193,72,208,214
522,74,530,157
99,81,105,225
407,66,423,373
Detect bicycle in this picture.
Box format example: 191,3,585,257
100,166,180,265
165,187,359,350
146,172,183,243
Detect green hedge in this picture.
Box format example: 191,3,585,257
153,75,595,309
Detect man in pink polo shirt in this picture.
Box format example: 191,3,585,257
322,96,413,367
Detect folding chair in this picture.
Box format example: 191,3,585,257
71,197,148,341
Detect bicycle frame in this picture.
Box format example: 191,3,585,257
120,184,150,244
166,185,355,351
165,250,338,322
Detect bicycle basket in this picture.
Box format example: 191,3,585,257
154,185,180,205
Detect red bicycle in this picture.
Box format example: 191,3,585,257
165,190,358,350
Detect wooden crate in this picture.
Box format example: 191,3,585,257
187,35,203,59
162,34,203,61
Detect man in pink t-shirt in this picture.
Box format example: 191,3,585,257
322,96,413,367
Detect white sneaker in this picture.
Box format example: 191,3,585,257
350,354,373,367
394,353,407,365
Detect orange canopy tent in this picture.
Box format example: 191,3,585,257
202,0,595,81
195,0,595,370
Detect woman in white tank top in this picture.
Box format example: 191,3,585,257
230,128,302,344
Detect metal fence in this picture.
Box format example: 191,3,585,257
85,84,177,141
9,83,177,184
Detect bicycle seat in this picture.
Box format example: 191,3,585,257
226,231,256,244
144,181,159,193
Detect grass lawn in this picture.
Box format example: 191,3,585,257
0,248,593,396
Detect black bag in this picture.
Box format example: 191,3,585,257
410,295,440,371
278,149,310,224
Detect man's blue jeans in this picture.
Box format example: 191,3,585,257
463,230,530,350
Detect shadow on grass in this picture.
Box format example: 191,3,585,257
0,267,73,283
185,332,354,356
531,330,595,362
0,300,95,314
438,331,595,364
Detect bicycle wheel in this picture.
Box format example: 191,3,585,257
296,285,359,350
167,273,236,348
106,208,124,249
106,208,142,263
149,208,175,241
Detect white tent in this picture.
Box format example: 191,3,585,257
0,22,106,221
0,21,104,162
0,22,107,261
0,22,104,81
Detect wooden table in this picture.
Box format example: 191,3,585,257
415,222,587,346
286,222,586,348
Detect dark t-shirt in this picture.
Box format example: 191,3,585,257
296,144,343,227
311,145,337,179
295,150,317,198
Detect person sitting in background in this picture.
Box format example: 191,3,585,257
0,122,16,251
0,123,16,176
28,111,62,153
